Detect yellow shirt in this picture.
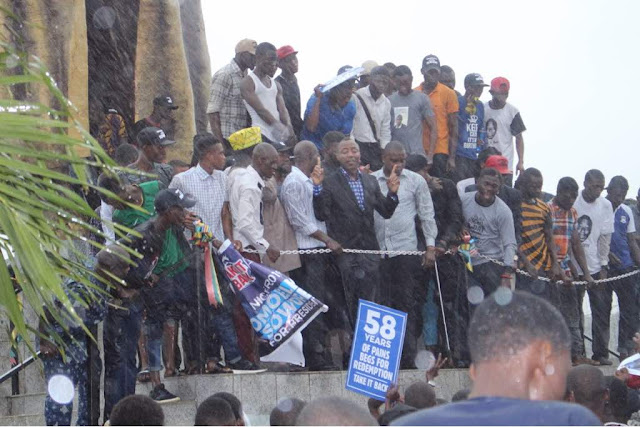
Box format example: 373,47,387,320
415,82,459,155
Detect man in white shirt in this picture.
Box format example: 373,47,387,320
483,77,526,187
352,66,391,171
229,142,281,263
372,142,437,368
572,169,615,365
169,134,261,372
281,140,343,370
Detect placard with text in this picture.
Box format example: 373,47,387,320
345,300,407,400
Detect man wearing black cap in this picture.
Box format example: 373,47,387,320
415,55,459,179
133,188,196,403
453,73,489,183
131,95,179,144
125,127,175,187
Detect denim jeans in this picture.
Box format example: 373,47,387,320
143,268,193,371
103,298,142,420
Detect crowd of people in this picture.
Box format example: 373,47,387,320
40,37,640,425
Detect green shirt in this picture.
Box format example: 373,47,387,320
113,181,160,228
153,228,188,277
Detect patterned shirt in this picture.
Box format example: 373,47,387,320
548,199,577,273
207,59,249,139
521,197,553,271
340,167,365,210
169,165,228,240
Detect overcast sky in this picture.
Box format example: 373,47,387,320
202,0,639,195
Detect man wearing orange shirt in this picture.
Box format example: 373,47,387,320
415,55,459,179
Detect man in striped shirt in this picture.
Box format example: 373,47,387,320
514,168,564,302
548,177,595,366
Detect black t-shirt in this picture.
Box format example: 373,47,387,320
393,397,600,426
276,74,303,139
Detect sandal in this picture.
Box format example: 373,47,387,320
137,369,150,383
164,368,181,377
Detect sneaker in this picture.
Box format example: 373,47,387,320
229,359,267,374
150,384,180,404
593,356,613,366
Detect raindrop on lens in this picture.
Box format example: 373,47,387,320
493,287,513,306
5,54,19,69
93,6,116,30
467,286,484,305
354,269,365,279
544,364,555,375
48,375,74,404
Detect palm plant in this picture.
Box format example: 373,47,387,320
0,29,136,357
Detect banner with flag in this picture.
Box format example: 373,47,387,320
218,240,328,364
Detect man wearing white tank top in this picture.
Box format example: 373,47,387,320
240,42,294,145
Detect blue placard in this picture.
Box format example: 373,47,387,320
345,300,407,400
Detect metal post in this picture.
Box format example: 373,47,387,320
195,246,204,372
433,259,451,352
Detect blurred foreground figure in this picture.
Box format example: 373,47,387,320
393,291,601,425
40,245,130,426
296,397,377,426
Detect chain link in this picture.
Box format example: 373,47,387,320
241,247,639,285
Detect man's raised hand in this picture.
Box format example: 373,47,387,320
387,164,400,194
311,157,324,186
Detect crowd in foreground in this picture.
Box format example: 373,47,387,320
37,38,640,425
92,292,640,426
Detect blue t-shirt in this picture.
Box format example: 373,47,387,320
456,96,485,160
392,397,600,426
611,204,636,269
300,94,356,150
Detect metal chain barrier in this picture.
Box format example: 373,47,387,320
241,247,640,285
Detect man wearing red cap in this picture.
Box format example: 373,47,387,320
276,45,303,139
484,77,526,187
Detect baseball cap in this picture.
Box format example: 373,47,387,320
235,39,257,55
490,77,510,93
271,141,291,152
154,188,196,214
485,155,511,175
360,60,379,76
137,127,175,147
422,54,441,71
276,45,297,60
153,95,179,110
464,73,489,87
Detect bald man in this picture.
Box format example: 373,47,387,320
296,397,377,426
312,139,400,349
228,142,280,363
281,140,343,370
372,141,437,369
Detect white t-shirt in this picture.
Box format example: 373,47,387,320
572,193,614,275
483,102,525,171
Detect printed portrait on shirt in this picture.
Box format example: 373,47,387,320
577,215,593,242
486,118,499,147
393,107,408,129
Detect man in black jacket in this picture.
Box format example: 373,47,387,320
312,138,400,329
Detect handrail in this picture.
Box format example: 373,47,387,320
0,351,40,392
